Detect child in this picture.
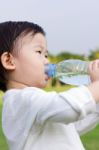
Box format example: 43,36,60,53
1,21,99,150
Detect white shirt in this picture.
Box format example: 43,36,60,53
2,86,99,150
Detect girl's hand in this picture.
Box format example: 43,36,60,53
88,59,99,82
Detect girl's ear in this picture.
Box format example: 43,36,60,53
1,52,16,70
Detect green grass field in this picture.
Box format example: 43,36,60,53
0,85,99,150
0,91,9,150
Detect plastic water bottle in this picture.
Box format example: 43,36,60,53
45,59,91,86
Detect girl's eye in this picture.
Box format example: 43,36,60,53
45,54,48,58
36,50,48,58
36,51,42,54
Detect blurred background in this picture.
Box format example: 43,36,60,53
0,0,99,150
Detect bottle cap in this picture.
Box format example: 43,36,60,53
45,64,56,77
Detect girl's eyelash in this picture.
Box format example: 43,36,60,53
37,51,42,54
36,50,48,58
45,54,48,58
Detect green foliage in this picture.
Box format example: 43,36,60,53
0,94,9,150
89,49,99,60
51,78,57,87
49,48,99,63
49,51,89,63
56,52,85,62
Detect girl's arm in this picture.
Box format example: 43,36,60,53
74,103,99,135
74,59,99,135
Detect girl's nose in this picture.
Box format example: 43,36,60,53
43,55,50,64
44,58,50,65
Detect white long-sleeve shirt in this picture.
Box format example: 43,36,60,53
2,86,99,150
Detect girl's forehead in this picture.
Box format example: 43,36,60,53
32,33,47,44
15,33,47,52
21,32,47,46
27,32,45,40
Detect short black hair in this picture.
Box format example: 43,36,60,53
0,21,45,91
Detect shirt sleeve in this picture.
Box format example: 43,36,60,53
9,86,96,126
3,86,96,128
74,103,99,135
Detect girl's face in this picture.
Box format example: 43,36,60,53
11,33,50,88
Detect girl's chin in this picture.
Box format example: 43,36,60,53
35,82,48,89
42,82,48,88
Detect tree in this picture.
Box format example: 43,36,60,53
89,49,99,60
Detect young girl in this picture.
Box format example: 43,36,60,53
1,21,99,150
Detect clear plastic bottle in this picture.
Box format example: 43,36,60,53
45,59,91,86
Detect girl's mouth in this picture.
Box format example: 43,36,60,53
45,74,50,81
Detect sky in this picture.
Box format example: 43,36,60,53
0,0,99,56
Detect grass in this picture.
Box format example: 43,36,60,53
0,91,9,150
0,85,99,150
81,125,99,150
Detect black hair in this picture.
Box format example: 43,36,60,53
0,21,45,91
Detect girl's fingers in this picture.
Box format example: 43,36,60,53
95,60,99,68
93,60,99,71
88,59,99,82
89,59,99,72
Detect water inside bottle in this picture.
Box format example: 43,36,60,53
54,59,91,86
56,72,91,85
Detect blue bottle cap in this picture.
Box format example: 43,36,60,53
45,64,56,77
